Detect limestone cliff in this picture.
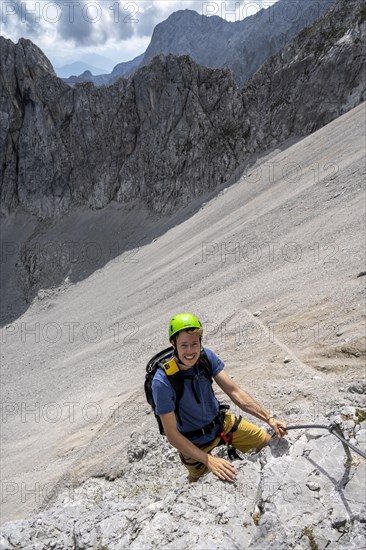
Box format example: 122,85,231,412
0,0,364,221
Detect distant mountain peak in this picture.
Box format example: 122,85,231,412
55,61,107,78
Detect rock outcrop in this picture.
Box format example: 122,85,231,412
0,41,246,218
243,0,366,147
1,409,365,548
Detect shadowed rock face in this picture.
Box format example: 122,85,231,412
0,37,250,219
242,0,366,149
0,0,365,221
0,44,246,218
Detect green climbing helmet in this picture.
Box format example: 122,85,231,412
169,313,202,340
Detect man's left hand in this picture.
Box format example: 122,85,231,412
268,417,288,438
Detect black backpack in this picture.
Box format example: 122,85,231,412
144,346,213,435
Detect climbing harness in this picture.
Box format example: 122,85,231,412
219,415,243,460
179,404,227,439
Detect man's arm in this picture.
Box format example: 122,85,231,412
160,411,237,481
214,370,287,437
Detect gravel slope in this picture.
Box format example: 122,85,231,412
1,102,365,524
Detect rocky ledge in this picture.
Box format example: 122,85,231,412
1,407,365,549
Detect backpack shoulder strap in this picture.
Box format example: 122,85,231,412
198,348,213,379
146,346,175,374
160,357,185,426
145,347,176,435
147,347,214,430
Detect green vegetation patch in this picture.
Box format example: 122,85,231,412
222,123,242,138
313,26,347,56
303,526,319,550
359,6,366,24
325,26,347,42
355,408,366,424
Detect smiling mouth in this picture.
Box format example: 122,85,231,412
184,354,196,360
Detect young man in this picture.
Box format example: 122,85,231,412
152,313,288,482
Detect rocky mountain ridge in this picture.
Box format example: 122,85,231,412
0,0,364,221
0,0,366,223
63,53,144,87
141,0,339,86
62,0,338,87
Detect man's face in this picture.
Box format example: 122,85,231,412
175,330,201,368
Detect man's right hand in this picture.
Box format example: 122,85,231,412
207,454,237,481
160,412,237,482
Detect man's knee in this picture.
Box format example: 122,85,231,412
255,433,271,452
188,474,200,483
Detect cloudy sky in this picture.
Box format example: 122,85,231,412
1,0,278,70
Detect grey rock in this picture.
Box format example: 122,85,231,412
0,534,12,550
306,481,320,491
63,53,144,87
1,424,366,548
341,406,356,417
242,0,366,153
127,446,147,462
348,382,366,394
268,436,290,458
0,40,247,219
306,428,326,440
331,514,348,529
108,53,145,83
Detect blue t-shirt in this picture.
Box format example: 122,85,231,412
151,346,225,444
